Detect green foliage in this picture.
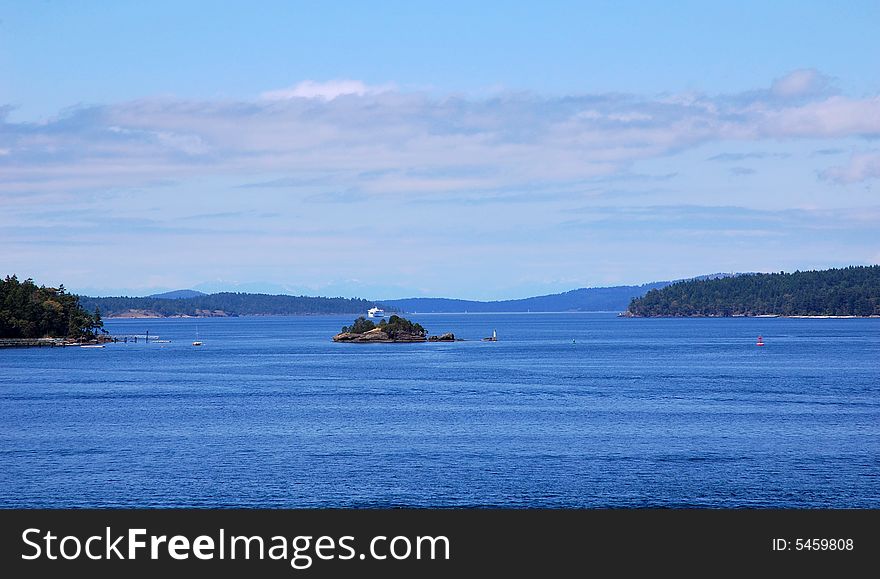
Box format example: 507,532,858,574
0,275,103,339
380,314,426,338
628,266,880,317
341,317,376,334
339,314,426,337
78,293,385,317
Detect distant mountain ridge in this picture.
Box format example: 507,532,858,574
148,289,207,299
78,274,739,317
381,275,738,313
380,282,671,313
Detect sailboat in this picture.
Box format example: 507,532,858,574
482,329,497,342
192,325,203,346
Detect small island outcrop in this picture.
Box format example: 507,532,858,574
333,315,455,343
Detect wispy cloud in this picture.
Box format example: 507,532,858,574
261,79,394,100
564,204,880,236
2,72,880,203
821,151,880,184
770,69,834,99
707,152,789,162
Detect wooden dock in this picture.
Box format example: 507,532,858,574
0,338,69,348
0,336,139,348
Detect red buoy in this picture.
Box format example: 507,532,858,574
756,335,765,346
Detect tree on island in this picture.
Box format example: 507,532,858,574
379,315,426,339
340,316,377,334
340,314,426,338
0,275,103,339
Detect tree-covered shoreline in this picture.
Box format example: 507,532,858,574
627,266,880,317
1,275,103,339
77,293,382,318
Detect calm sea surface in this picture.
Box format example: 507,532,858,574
1,313,878,508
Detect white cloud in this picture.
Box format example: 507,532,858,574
261,79,392,100
821,152,880,183
770,68,831,98
2,71,879,200
760,96,880,138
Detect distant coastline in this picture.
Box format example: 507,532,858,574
106,311,880,320
105,309,629,318
80,279,697,318
78,293,383,319
620,313,880,319
12,265,880,321
107,309,231,318
784,315,880,319
105,310,370,319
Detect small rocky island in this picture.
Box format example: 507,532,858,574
333,315,455,343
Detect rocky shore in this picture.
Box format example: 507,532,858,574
107,309,232,318
332,313,460,343
332,328,457,343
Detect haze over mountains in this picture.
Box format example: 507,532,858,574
79,274,739,317
379,274,739,313
380,283,671,313
148,290,207,300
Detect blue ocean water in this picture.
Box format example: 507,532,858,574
1,313,878,508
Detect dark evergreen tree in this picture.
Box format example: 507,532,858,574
0,275,103,339
627,266,880,317
341,317,376,334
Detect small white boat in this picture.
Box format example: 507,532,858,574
80,344,105,348
192,341,203,346
367,307,386,319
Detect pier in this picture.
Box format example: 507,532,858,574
0,338,69,348
0,335,143,348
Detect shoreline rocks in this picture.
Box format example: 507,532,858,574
107,309,233,319
333,327,426,343
333,329,458,343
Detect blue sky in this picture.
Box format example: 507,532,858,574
1,1,879,299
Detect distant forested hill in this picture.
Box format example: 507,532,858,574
148,289,207,299
77,274,745,317
627,266,880,317
382,282,673,313
78,293,380,317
